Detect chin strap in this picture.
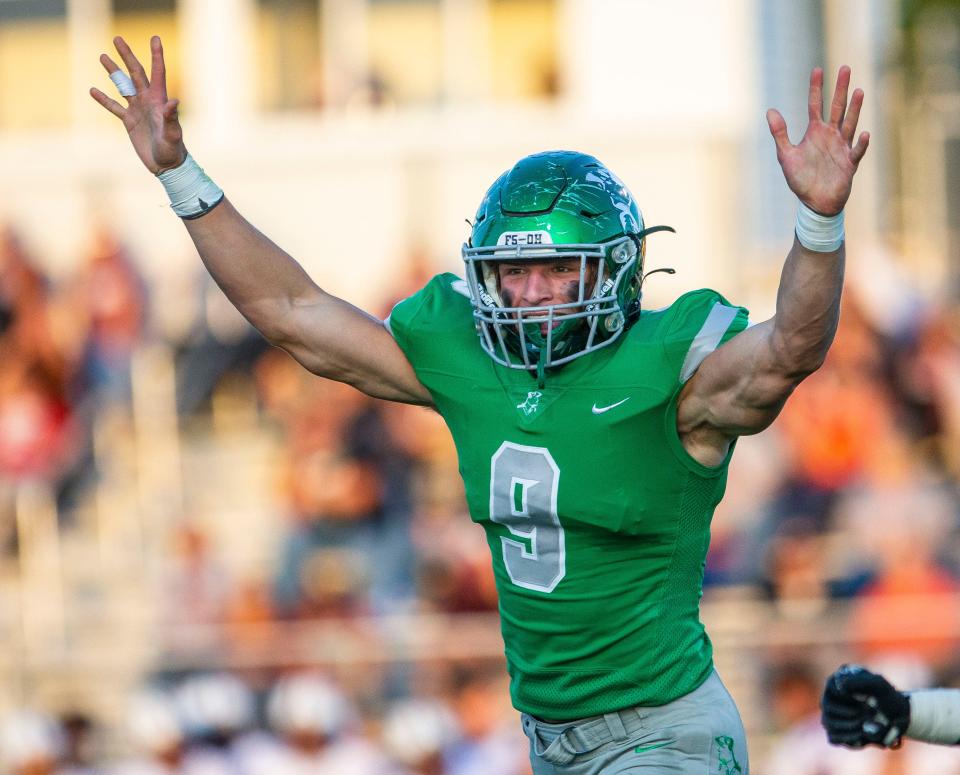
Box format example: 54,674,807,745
536,350,547,389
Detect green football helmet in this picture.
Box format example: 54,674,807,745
462,150,673,378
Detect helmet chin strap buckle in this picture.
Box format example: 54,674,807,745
536,350,548,389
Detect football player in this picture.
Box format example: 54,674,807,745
91,35,869,774
822,664,960,749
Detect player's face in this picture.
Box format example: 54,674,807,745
497,259,597,312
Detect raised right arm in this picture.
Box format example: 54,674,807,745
90,36,431,406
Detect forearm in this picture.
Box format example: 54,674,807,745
770,234,844,376
179,192,431,405
182,196,321,344
908,689,960,745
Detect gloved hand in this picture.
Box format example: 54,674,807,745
821,664,911,748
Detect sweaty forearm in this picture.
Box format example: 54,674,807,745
770,235,844,376
183,197,321,343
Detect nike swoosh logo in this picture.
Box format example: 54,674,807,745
592,397,630,414
634,740,672,754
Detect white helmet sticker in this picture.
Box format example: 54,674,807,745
496,230,554,247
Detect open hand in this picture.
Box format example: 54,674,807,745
90,36,186,175
767,67,870,216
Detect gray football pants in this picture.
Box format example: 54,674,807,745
520,670,748,774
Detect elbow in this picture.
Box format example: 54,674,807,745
261,323,294,349
790,346,829,379
770,332,830,382
250,296,302,348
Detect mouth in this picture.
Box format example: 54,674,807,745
520,313,560,334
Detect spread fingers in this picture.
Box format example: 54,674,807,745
90,87,127,120
113,36,150,92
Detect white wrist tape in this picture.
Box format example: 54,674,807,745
157,154,225,220
907,690,960,745
795,202,844,252
110,70,137,97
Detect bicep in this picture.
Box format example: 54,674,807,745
271,290,433,406
677,318,803,438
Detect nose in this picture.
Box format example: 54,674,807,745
520,268,553,306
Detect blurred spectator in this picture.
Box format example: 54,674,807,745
0,360,77,483
444,663,528,775
839,481,960,669
58,711,100,775
174,672,274,775
413,504,499,614
760,516,832,618
175,672,255,749
0,229,78,487
381,698,458,775
247,672,386,775
0,226,67,387
894,306,960,476
762,659,845,775
160,524,232,660
174,273,268,417
0,711,66,775
0,226,81,547
260,356,422,617
222,576,278,674
113,690,188,775
772,291,899,519
67,224,148,405
289,546,370,619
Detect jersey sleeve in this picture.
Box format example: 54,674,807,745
384,283,430,363
659,288,750,384
384,273,479,391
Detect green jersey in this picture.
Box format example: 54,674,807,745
387,273,749,720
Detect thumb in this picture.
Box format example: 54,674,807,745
162,98,180,123
766,108,790,155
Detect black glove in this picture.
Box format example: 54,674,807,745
821,664,911,748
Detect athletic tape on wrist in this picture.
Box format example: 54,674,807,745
110,70,137,97
907,690,960,745
795,202,844,252
157,154,224,219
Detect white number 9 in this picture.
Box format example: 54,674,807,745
489,442,566,593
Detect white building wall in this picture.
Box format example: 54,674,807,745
0,0,897,317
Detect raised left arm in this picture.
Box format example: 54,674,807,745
677,66,870,466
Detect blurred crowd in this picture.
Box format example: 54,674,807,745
0,666,527,775
0,223,146,536
5,222,960,773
